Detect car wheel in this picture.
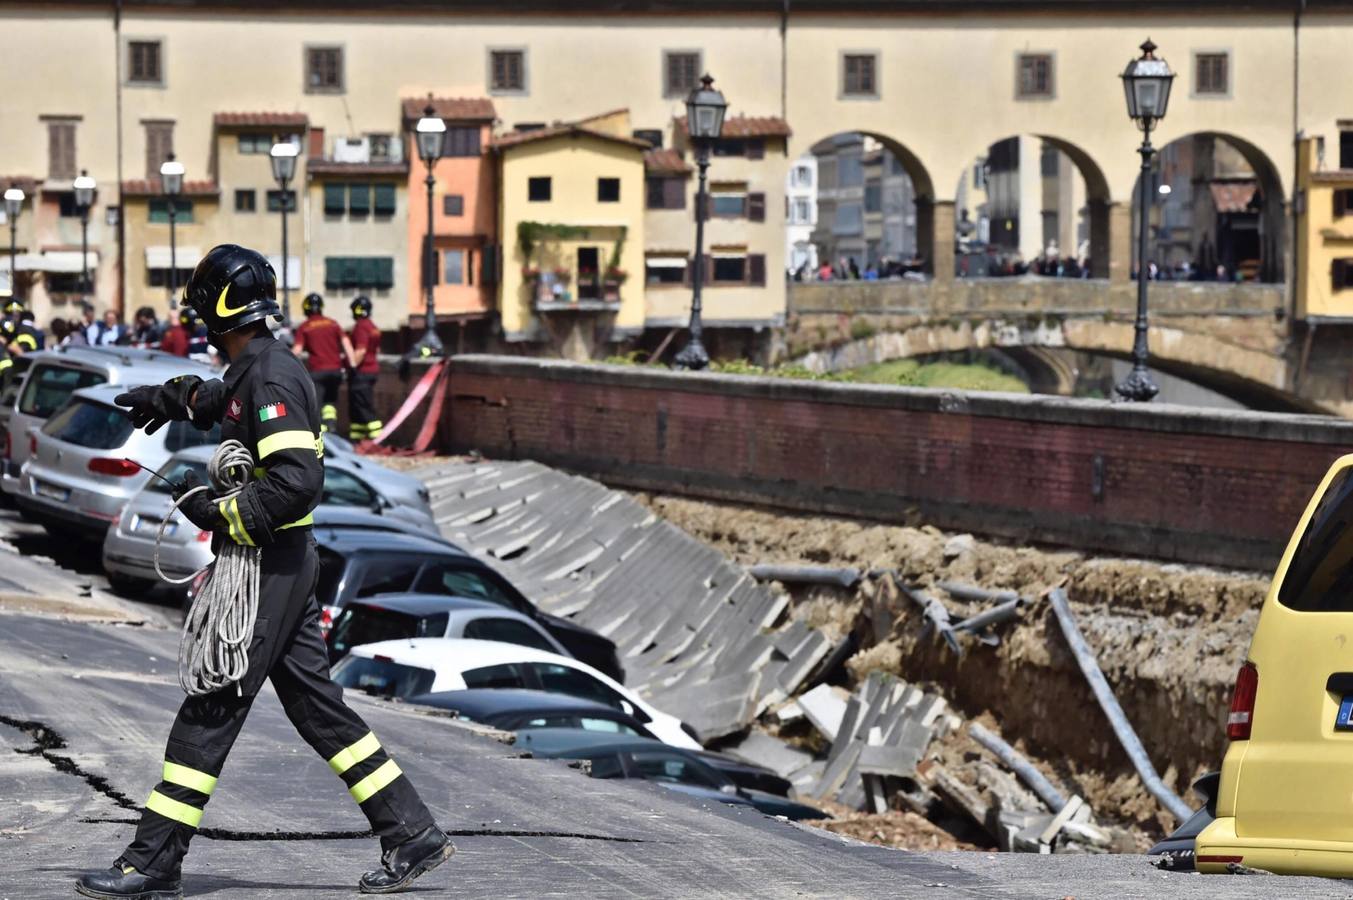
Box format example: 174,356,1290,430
107,573,155,598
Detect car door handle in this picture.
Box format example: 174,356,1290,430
1326,673,1353,693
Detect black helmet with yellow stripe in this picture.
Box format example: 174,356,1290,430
302,292,324,316
3,298,22,317
182,244,280,336
350,295,373,319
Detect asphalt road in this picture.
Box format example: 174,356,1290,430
1,505,1350,899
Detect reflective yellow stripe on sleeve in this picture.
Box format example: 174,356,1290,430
257,430,320,460
277,512,314,531
15,334,36,351
328,731,381,775
216,497,255,546
162,761,218,796
349,759,402,803
145,790,204,828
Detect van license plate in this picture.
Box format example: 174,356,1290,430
36,482,69,502
1337,696,1353,731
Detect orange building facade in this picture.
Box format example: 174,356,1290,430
402,97,497,323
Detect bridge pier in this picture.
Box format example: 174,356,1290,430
919,199,956,283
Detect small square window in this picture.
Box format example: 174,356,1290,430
128,40,162,85
528,177,551,202
664,51,701,99
442,127,481,158
306,46,344,93
633,129,663,149
712,256,747,283
238,134,270,154
443,194,465,216
235,189,256,213
265,189,295,213
597,178,620,203
842,54,877,97
489,49,526,93
1195,52,1229,95
1017,53,1054,99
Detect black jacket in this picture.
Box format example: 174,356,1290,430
192,333,323,546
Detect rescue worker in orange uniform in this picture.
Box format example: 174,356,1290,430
292,292,354,434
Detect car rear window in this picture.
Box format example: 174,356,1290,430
1278,468,1353,612
329,606,449,657
42,400,133,450
413,563,526,612
462,617,556,653
19,365,106,418
331,655,435,698
462,663,528,690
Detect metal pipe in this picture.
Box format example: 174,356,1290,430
953,597,1025,634
748,564,861,588
970,722,1067,813
1047,587,1191,822
937,581,1020,605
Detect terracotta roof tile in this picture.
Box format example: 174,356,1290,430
491,124,650,151
402,97,496,123
676,114,792,139
644,148,692,175
307,160,409,176
213,111,309,128
121,179,220,197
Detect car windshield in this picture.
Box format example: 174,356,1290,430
329,606,449,656
412,563,526,612
517,715,641,736
19,365,106,418
628,751,725,788
528,662,632,714
331,655,435,698
147,459,210,494
42,399,134,450
322,468,376,507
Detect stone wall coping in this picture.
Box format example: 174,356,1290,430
450,354,1353,446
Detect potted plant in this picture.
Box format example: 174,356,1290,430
602,266,626,301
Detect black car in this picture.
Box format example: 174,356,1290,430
1148,772,1219,872
528,735,826,821
312,524,623,683
411,691,792,797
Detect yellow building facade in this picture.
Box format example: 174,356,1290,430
1295,137,1353,320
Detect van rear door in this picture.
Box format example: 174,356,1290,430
1234,457,1353,841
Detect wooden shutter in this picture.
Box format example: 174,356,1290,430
745,139,764,160
747,192,766,222
748,254,766,286
348,183,370,215
1335,259,1349,292
374,257,394,289
48,122,76,180
373,183,396,216
308,127,325,158
324,258,342,289
664,177,686,210
324,184,345,215
1337,190,1349,220
481,244,499,285
144,123,172,179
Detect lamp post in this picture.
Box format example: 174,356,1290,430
1115,39,1174,402
270,141,299,327
3,187,22,305
412,102,446,358
73,170,96,297
674,74,727,371
160,153,184,309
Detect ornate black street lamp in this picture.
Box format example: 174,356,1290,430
3,187,23,305
160,153,184,309
673,74,727,371
1115,39,1174,402
73,170,95,296
413,102,446,357
270,141,299,327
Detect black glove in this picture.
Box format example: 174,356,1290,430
173,470,222,532
115,375,203,435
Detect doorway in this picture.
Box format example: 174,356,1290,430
577,246,600,299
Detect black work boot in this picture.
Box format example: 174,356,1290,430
358,825,455,894
75,859,182,899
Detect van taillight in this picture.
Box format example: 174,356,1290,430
1227,662,1258,740
30,434,37,456
2,431,9,460
88,458,140,477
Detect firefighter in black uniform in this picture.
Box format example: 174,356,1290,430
78,245,452,899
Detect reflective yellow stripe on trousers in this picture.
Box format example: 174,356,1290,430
162,761,218,796
145,790,204,828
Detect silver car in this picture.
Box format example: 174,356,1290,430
103,444,437,593
2,345,213,500
17,384,220,539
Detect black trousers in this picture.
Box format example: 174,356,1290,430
347,373,382,441
121,535,435,880
311,370,342,433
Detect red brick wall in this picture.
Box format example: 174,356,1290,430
442,356,1353,569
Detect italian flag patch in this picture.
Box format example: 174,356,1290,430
258,402,287,422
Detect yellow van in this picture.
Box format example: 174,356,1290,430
1198,454,1353,876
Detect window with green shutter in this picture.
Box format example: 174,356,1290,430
375,257,394,288
324,256,395,290
348,183,370,216
323,184,345,216
373,183,396,216
148,198,193,223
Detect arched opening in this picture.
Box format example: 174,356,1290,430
954,135,1113,279
1132,132,1285,283
791,131,935,281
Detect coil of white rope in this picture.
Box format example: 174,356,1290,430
153,439,261,696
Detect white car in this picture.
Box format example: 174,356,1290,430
333,638,700,750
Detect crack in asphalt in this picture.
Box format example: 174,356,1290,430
3,714,645,845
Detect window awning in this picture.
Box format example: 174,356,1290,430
32,251,98,273
145,246,203,269
645,256,688,268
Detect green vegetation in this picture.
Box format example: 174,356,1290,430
845,358,1030,393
